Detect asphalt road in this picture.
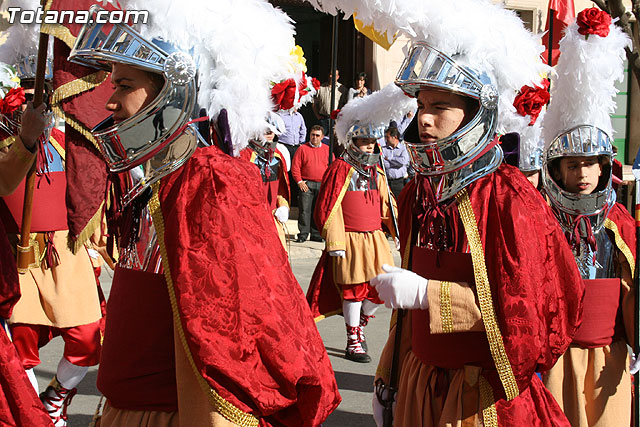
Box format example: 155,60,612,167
34,217,400,426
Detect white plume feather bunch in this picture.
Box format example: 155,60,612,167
120,0,297,155
543,19,630,147
335,83,416,146
519,110,545,170
0,0,53,70
306,0,549,137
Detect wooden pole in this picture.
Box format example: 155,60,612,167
17,0,49,272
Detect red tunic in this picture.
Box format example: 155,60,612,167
394,164,583,425
155,146,339,426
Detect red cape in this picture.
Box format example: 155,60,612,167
156,146,340,426
398,164,583,425
607,202,636,263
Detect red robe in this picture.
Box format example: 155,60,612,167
390,164,583,425
154,145,340,426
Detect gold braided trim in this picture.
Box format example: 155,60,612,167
67,201,103,254
322,168,355,235
51,71,109,107
440,281,454,333
479,375,498,427
53,105,101,151
326,240,345,247
604,218,635,278
455,189,519,401
148,183,260,427
49,133,65,160
0,136,15,150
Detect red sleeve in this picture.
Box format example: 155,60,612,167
157,146,340,426
291,145,303,183
468,164,584,399
0,220,19,319
313,159,352,229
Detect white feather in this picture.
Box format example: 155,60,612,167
543,20,630,147
0,0,53,68
306,0,549,138
119,0,297,155
335,83,417,146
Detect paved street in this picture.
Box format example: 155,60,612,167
35,214,399,426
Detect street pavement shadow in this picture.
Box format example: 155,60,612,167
333,369,376,393
324,408,376,426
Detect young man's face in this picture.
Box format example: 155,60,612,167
554,156,602,195
384,132,399,148
105,63,162,124
416,88,477,144
353,137,376,154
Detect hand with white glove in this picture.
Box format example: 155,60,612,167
328,250,345,258
372,381,395,427
394,237,400,251
630,351,640,375
274,206,289,224
371,264,429,310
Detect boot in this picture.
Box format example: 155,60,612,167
40,376,77,427
345,325,371,363
359,312,375,353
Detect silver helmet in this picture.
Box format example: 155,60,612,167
396,42,502,199
542,125,615,233
69,5,201,206
343,123,383,175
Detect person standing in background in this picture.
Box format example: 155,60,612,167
292,125,333,243
278,108,306,206
381,127,410,199
348,72,371,101
313,69,348,136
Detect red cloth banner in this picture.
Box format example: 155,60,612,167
542,0,576,66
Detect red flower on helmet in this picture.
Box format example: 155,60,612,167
330,109,341,120
271,79,297,111
0,87,26,115
513,79,550,125
577,8,611,38
311,77,321,91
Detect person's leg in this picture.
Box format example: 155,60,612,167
309,181,323,241
342,299,370,362
360,299,381,352
41,321,101,426
9,323,44,392
285,144,299,207
297,182,313,241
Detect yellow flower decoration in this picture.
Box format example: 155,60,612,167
290,45,307,73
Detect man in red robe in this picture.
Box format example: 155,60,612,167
68,2,340,426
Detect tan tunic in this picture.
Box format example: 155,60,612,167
542,250,635,427
9,231,101,328
324,173,397,284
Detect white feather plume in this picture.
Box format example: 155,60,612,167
119,0,297,155
335,83,417,146
543,19,630,147
0,0,53,70
306,0,549,137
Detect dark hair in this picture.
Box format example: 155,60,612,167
385,127,401,139
310,125,324,135
356,72,367,82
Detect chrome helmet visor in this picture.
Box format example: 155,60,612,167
542,125,615,232
396,42,498,176
344,137,381,175
68,5,198,174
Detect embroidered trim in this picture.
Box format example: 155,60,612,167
440,281,454,333
49,134,65,160
479,375,498,427
68,201,104,255
51,71,109,108
322,168,356,234
148,183,260,427
42,0,76,49
604,218,635,278
326,240,345,247
0,136,15,150
455,188,519,401
16,233,41,273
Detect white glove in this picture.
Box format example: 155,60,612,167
87,248,100,260
630,351,640,375
372,264,429,310
274,206,289,224
372,385,395,427
328,250,346,257
394,237,400,251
